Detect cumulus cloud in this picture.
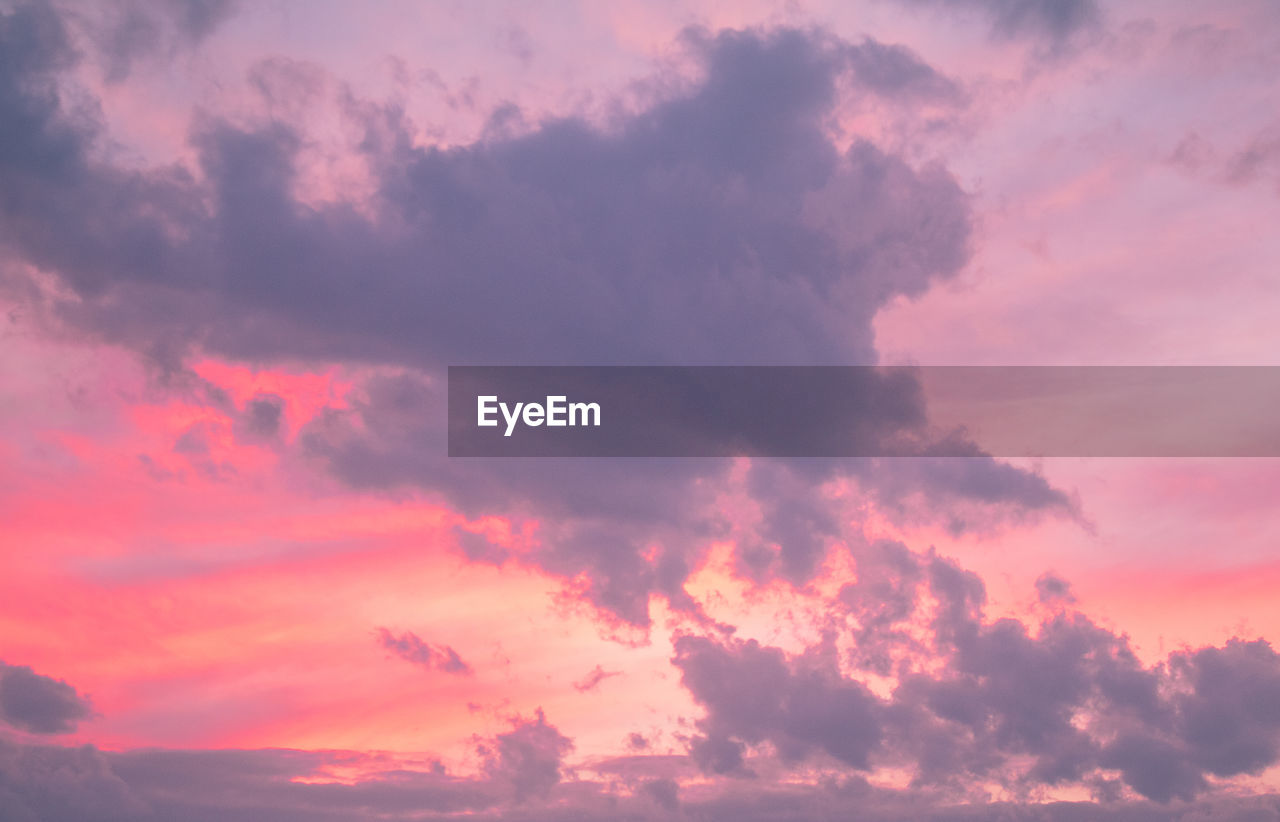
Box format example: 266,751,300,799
573,665,621,693
669,545,1280,804
478,709,574,802
0,15,968,368
676,633,883,774
0,663,93,735
0,2,1074,632
1,0,1277,818
0,644,1276,820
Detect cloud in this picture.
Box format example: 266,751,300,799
0,737,147,822
1,14,968,369
478,709,574,802
7,731,1280,820
0,2,1071,631
0,662,94,735
1170,127,1280,195
1174,639,1280,780
76,0,238,82
667,546,1280,803
237,392,284,441
572,665,621,693
897,0,1101,51
674,634,883,774
639,776,680,811
1035,572,1076,605
376,629,473,676
107,746,506,819
1223,128,1280,189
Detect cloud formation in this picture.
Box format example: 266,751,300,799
0,662,93,735
672,545,1280,804
376,629,473,676
478,709,574,802
5,2,1273,818
0,2,1075,629
898,0,1101,49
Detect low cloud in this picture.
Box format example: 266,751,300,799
672,545,1280,804
0,662,94,735
478,709,574,802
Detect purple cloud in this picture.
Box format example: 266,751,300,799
0,662,93,735
376,629,473,676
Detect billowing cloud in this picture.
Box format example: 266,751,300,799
5,2,1272,817
675,633,883,774
0,2,1073,630
478,709,574,802
670,545,1280,804
0,13,968,369
0,662,93,735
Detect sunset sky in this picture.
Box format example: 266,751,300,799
2,0,1280,819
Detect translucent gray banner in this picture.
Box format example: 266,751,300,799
447,366,1280,457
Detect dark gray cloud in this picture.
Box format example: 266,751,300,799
376,628,473,676
0,662,94,734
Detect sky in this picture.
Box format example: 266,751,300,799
1,0,1280,819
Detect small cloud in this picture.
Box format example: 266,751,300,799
573,665,621,693
237,393,285,441
376,628,473,676
173,421,213,455
1035,571,1076,605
